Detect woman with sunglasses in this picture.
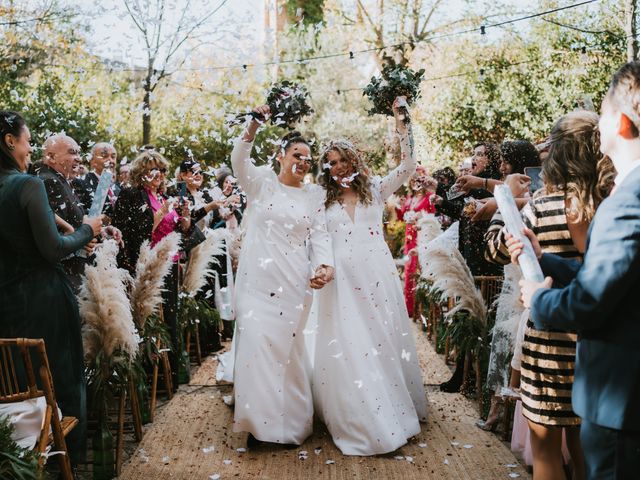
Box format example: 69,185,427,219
312,97,427,455
113,150,193,389
230,105,334,447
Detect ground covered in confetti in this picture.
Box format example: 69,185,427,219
119,324,530,480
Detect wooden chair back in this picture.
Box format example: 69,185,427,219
0,338,45,403
0,338,75,480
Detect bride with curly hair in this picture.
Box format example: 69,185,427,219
311,96,428,456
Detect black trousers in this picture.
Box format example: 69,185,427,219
581,419,640,480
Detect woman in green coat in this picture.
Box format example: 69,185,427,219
0,111,102,464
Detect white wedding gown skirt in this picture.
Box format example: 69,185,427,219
230,139,333,445
312,177,428,456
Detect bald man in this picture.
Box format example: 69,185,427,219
73,142,117,212
36,133,91,463
38,134,95,290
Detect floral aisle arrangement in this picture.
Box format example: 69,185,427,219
363,64,425,120
228,80,313,128
78,240,140,480
130,232,181,394
418,217,489,369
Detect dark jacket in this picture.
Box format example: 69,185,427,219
38,164,89,287
38,164,84,228
112,186,197,273
531,166,640,432
437,186,502,277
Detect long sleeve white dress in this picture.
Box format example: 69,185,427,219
230,138,333,445
312,132,428,455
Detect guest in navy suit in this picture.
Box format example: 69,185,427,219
512,61,640,480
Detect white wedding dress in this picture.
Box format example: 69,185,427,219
312,132,428,455
230,138,333,445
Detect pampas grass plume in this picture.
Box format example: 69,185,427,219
183,228,226,296
420,223,487,323
79,240,138,362
130,232,181,328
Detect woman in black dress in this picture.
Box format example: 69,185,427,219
0,111,102,464
112,150,193,388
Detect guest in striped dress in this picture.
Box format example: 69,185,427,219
485,110,615,480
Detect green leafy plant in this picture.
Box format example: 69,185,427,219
179,296,221,336
229,80,313,129
444,310,487,357
0,415,41,480
363,64,425,117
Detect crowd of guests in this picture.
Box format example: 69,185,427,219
0,115,244,466
392,63,639,479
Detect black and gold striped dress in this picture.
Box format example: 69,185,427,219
485,192,581,426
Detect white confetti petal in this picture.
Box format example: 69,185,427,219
325,460,335,465
418,442,427,448
463,444,473,449
209,475,221,480
202,446,215,453
236,448,246,453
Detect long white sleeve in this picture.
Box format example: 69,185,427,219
379,130,418,199
308,188,334,270
230,138,268,198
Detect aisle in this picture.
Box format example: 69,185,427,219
120,324,530,480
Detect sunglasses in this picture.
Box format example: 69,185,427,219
148,167,168,175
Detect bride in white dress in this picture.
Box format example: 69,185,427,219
231,106,335,446
312,97,428,455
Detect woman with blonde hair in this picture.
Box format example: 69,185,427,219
113,149,193,388
485,109,614,479
311,97,428,455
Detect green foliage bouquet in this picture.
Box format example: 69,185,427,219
363,64,425,118
229,80,313,128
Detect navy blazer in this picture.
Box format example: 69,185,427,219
531,166,640,432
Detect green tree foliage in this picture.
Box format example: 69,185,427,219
415,2,627,167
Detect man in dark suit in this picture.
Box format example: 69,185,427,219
39,133,96,291
513,62,640,479
72,142,118,214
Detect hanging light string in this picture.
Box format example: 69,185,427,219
31,0,599,74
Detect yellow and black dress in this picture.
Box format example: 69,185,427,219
485,192,581,426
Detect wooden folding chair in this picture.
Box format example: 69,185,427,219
0,338,77,480
149,307,174,422
185,324,202,366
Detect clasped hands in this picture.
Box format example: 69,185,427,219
505,227,553,308
310,264,335,290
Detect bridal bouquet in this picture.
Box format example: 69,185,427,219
363,64,425,118
228,80,313,128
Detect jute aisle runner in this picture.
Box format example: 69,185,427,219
120,324,530,480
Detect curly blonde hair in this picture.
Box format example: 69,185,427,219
317,140,372,208
129,150,170,192
543,110,613,224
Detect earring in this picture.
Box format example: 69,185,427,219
8,144,15,151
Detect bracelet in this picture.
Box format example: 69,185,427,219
484,178,488,190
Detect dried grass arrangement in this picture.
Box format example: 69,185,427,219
130,232,181,329
182,228,226,297
79,240,138,362
419,222,487,324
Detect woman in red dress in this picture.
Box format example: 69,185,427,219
397,166,436,317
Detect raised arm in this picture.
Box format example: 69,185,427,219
231,104,271,198
379,97,418,199
21,176,97,264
